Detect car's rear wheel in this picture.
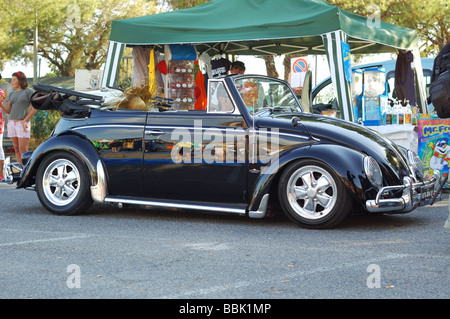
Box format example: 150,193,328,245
278,160,352,229
36,152,93,215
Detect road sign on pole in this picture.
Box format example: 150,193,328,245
292,58,308,73
290,57,309,88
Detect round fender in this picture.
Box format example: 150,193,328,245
17,133,103,189
249,143,367,211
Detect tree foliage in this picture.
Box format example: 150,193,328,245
1,0,157,76
1,0,66,71
31,110,61,143
326,0,449,56
160,0,210,10
2,0,447,77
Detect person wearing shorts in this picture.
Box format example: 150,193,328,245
0,91,4,181
0,71,36,165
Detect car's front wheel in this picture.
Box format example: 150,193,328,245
36,152,93,215
278,160,352,229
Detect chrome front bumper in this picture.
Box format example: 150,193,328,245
366,172,442,213
3,157,23,184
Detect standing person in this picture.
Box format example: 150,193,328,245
0,72,36,165
229,61,246,75
0,73,5,181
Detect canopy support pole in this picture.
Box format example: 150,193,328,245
322,31,354,122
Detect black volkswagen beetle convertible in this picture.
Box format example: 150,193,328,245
5,75,442,229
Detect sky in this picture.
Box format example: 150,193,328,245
1,59,52,80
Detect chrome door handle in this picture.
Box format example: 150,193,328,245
145,130,166,136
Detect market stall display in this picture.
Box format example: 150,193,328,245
167,60,196,110
362,68,388,126
163,45,198,110
102,0,426,124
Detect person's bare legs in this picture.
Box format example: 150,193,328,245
17,137,29,165
11,137,20,164
11,137,28,165
0,133,4,177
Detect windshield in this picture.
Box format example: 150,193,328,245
233,77,302,115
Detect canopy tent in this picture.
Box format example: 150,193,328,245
102,0,426,121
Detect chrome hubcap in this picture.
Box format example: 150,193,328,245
42,159,81,206
286,165,337,220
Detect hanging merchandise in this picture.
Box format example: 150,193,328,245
165,45,198,110
132,46,150,88
341,41,352,83
157,60,167,75
199,52,212,79
211,57,231,78
394,50,417,107
168,44,197,61
148,47,156,96
194,61,207,110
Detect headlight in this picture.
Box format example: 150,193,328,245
407,150,424,180
364,156,383,189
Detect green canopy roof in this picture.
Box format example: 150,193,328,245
109,0,418,55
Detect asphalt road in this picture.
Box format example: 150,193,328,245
0,181,449,302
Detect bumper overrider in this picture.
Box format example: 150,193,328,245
366,172,442,213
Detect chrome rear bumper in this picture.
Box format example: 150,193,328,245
366,172,442,213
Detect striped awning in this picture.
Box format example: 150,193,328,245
101,41,126,88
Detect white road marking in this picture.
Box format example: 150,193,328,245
0,234,92,247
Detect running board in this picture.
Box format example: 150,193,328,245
104,196,248,215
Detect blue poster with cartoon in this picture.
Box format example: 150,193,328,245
341,41,352,83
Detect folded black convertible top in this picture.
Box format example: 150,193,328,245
32,83,104,102
31,83,104,118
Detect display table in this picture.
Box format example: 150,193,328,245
366,124,418,151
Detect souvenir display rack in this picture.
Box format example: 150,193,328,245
166,60,196,110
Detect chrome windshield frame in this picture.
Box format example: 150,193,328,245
230,74,304,116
